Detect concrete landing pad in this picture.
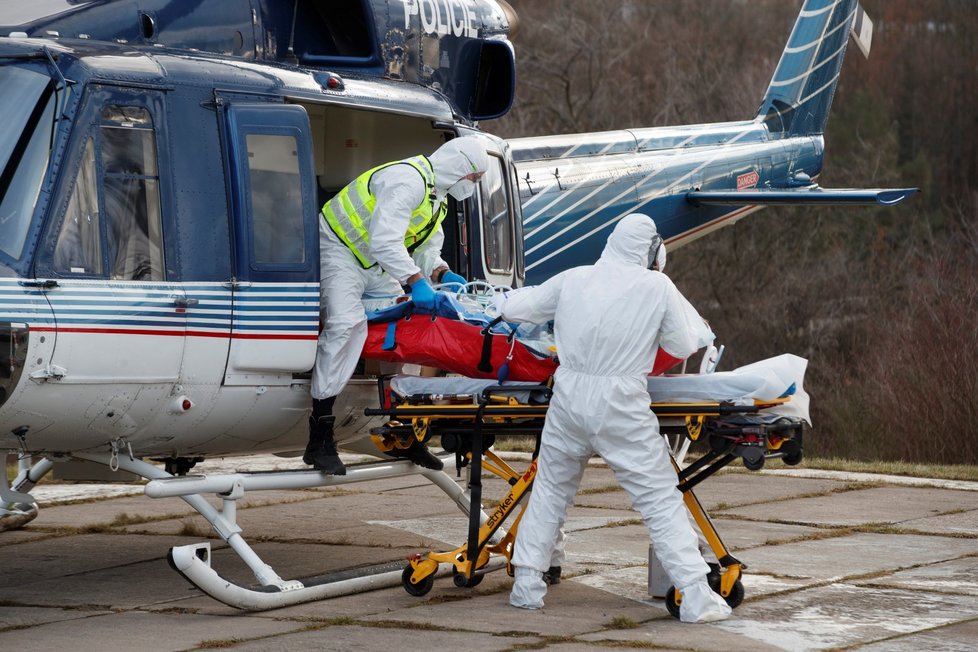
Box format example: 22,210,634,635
2,456,976,651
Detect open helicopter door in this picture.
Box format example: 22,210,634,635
469,139,523,289
220,102,320,386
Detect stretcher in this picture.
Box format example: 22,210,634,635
364,360,807,617
361,291,700,381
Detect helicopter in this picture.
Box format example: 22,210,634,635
0,0,914,609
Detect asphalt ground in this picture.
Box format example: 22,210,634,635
2,453,977,651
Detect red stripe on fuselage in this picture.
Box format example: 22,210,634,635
665,205,758,247
31,327,317,340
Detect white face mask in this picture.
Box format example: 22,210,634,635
448,179,477,200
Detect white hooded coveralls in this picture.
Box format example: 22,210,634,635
312,137,489,400
502,213,730,622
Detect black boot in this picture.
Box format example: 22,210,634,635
543,566,562,585
388,438,444,470
303,416,346,475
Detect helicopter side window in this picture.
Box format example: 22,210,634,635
245,133,305,265
100,107,164,281
479,155,513,274
53,105,164,280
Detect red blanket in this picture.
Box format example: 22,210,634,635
364,317,557,381
363,316,683,381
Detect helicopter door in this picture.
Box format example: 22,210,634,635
221,103,319,385
475,152,521,288
40,97,184,385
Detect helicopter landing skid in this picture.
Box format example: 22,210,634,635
73,451,485,610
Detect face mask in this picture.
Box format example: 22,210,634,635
448,179,476,200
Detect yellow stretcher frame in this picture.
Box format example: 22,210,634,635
365,382,804,615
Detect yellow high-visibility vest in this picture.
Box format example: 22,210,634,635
321,155,446,269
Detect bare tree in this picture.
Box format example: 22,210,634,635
489,0,978,464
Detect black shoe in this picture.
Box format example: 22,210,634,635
543,566,561,585
303,416,346,475
389,439,444,470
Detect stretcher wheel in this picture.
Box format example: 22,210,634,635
782,449,803,466
708,572,745,608
722,579,745,608
709,435,734,455
453,571,484,588
401,565,435,597
780,440,803,466
742,452,765,471
664,586,682,619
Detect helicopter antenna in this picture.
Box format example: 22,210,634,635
286,0,299,64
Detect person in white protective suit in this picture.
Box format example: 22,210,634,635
306,137,489,474
498,213,731,623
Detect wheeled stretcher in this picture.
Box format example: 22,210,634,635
364,358,807,617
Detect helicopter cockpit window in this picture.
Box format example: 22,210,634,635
0,66,56,262
54,137,102,275
479,155,513,274
245,133,305,265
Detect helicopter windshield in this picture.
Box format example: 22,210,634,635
0,65,56,262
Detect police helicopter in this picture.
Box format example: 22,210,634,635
0,0,914,609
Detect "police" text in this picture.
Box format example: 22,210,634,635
400,0,479,38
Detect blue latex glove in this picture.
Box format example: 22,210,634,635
441,270,467,291
409,277,437,311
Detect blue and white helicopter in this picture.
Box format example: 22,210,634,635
0,0,913,608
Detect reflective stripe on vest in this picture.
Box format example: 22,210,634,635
321,156,445,269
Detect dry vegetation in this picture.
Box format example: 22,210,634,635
488,0,978,465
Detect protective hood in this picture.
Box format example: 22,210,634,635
599,213,662,268
428,136,490,195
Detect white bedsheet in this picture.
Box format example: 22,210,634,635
390,354,810,425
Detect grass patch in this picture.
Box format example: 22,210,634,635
579,484,624,496
299,616,357,631
605,616,640,629
153,606,201,615
492,436,537,453
197,639,242,649
502,635,577,650
606,518,643,528
582,642,676,649
178,519,214,538
0,624,34,634
801,457,978,482
301,616,463,633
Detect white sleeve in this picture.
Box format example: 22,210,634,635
658,278,715,360
500,272,567,324
367,165,428,284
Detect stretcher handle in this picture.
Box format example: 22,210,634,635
479,384,552,404
477,316,505,373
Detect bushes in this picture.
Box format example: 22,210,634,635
490,0,978,464
857,250,978,463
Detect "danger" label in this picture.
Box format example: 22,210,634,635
737,170,759,189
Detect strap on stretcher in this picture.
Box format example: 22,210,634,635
477,316,504,373
383,321,398,351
